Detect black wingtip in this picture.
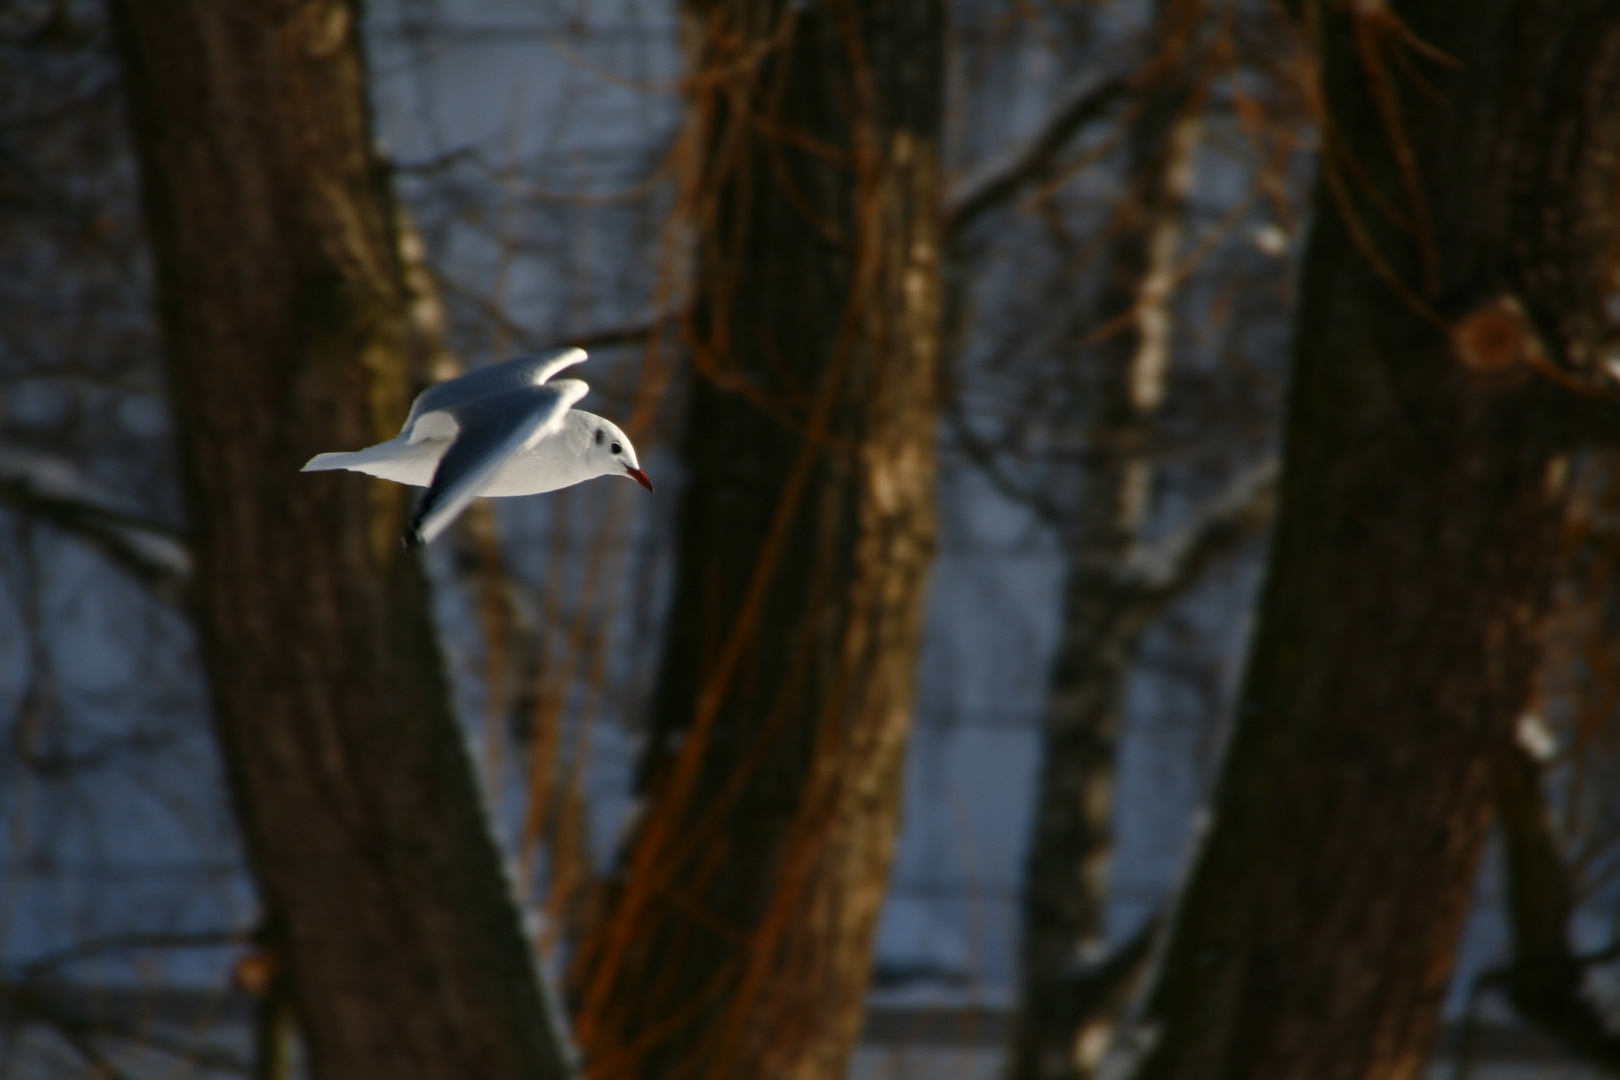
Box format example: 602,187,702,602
402,502,429,550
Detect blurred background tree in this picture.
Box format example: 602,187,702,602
1112,3,1620,1079
4,1,1620,1079
567,0,945,1075
110,1,574,1078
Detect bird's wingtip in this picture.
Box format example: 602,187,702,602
402,508,428,550
301,452,347,473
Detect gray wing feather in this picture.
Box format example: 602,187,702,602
402,347,586,436
405,380,584,546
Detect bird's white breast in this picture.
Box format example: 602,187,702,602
480,441,596,495
479,413,599,496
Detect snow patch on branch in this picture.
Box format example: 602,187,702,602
0,448,191,592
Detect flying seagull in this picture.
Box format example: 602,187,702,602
302,347,652,548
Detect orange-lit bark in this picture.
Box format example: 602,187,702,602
572,0,944,1076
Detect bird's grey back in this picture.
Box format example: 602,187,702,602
403,347,586,431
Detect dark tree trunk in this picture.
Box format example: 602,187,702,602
1110,4,1620,1080
109,4,573,1079
1009,13,1204,1075
570,0,944,1076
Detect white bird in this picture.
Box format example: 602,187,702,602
302,347,652,548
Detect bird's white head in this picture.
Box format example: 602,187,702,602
585,417,653,491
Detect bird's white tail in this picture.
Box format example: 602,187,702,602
300,438,444,487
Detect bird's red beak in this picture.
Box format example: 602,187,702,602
625,466,654,492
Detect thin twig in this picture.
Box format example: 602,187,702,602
0,451,190,604
0,984,139,1080
435,269,672,356
947,70,1129,235
1123,456,1279,607
18,928,251,979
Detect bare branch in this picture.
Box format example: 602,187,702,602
434,269,671,357
1122,455,1279,610
0,449,190,604
19,927,251,978
0,983,141,1080
560,318,667,352
433,273,569,354
939,410,1069,528
1,981,252,1075
1054,912,1161,1040
946,70,1129,236
384,144,480,177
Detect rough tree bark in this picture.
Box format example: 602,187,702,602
1477,457,1620,1072
1010,8,1207,1076
569,0,944,1076
109,4,573,1079
1492,739,1620,1072
1106,4,1620,1080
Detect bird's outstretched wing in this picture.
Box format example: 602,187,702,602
405,378,588,547
401,347,586,441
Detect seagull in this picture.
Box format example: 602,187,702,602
302,347,652,548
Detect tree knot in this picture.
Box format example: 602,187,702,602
1450,295,1545,375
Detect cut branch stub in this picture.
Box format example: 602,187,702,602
1449,295,1543,375
1450,294,1620,406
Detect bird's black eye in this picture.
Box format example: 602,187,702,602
594,428,605,446
611,442,623,455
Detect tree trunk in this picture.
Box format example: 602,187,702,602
1108,4,1620,1080
569,0,944,1076
109,4,573,1079
1010,13,1204,1076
